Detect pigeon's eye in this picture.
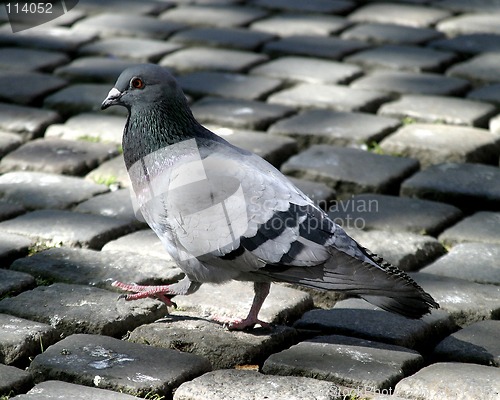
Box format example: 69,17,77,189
131,78,145,89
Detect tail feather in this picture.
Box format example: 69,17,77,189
259,247,439,319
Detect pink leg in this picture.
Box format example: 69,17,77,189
112,277,201,308
213,282,271,331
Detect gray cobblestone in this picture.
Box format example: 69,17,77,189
438,211,500,247
264,35,368,60
76,0,171,16
0,314,57,366
345,45,456,73
0,26,96,52
160,5,269,28
160,47,268,73
294,298,456,350
10,247,182,289
394,362,500,400
281,145,419,197
263,334,424,389
0,48,69,72
29,333,211,397
170,27,275,51
341,23,443,45
268,83,390,113
79,37,182,63
250,14,350,37
0,138,119,176
421,242,500,285
191,97,293,130
0,232,32,264
0,210,134,249
0,364,31,397
437,13,500,36
251,56,362,84
174,369,339,400
348,3,451,27
130,319,298,369
44,84,126,118
45,112,125,144
329,193,462,236
0,71,67,106
430,33,500,56
178,71,282,100
269,110,399,148
13,380,140,400
447,53,500,86
378,94,496,127
379,123,500,167
400,163,500,211
0,283,167,337
0,171,108,210
0,131,22,158
86,155,131,189
437,0,500,13
432,320,500,367
351,70,470,96
0,269,34,299
0,103,60,141
254,0,355,13
468,83,500,106
73,13,186,40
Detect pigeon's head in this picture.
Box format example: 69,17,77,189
101,64,186,112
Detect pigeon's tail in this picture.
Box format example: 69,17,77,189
260,247,439,319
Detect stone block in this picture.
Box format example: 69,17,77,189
0,138,119,176
281,145,419,197
0,131,22,158
0,364,31,397
160,5,268,28
251,56,362,84
263,334,424,390
447,52,500,85
0,103,60,141
0,283,167,337
420,242,500,285
101,229,171,261
264,35,368,60
250,13,350,37
294,298,455,351
378,94,496,127
174,369,340,400
160,47,268,73
86,155,131,189
351,70,470,96
130,318,298,369
191,97,293,130
0,48,69,72
400,163,500,211
29,334,211,397
268,83,390,113
0,171,108,211
341,23,443,45
171,27,275,51
0,232,32,265
438,211,500,246
394,362,500,400
329,193,462,236
269,109,399,148
253,0,354,13
379,123,500,167
0,209,135,249
0,314,57,365
433,320,500,367
0,269,35,298
11,247,183,289
73,13,186,39
348,3,451,27
45,112,126,144
345,45,456,73
178,71,282,100
437,13,500,36
79,37,182,62
431,33,500,55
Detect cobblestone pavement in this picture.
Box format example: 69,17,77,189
0,0,499,399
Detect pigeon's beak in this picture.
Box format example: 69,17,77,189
101,87,123,110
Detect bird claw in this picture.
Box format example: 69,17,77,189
112,280,177,308
211,315,270,331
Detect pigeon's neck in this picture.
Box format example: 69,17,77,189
122,101,212,169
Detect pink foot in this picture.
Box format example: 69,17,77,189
112,281,177,308
211,315,270,331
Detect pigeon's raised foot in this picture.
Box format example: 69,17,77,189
112,281,177,308
211,314,270,331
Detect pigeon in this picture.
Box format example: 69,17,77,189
101,64,439,330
